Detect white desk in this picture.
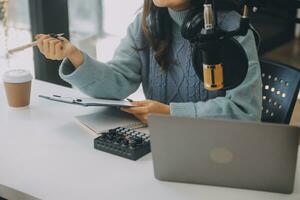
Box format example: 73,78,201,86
0,80,299,200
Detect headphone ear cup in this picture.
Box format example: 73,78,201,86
181,8,204,41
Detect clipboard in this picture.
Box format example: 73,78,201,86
38,95,135,107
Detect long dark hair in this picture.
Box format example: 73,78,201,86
141,0,241,70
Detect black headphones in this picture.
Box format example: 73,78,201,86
146,1,218,41
146,1,260,43
146,6,203,41
146,1,261,91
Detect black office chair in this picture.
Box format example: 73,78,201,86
260,59,300,124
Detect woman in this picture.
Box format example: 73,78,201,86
36,0,262,124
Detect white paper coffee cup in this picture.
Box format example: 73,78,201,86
3,69,33,108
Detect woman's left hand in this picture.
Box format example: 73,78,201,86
121,100,170,124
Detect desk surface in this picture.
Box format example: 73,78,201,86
0,80,299,200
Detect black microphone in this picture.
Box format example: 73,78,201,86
201,0,224,91
182,0,254,93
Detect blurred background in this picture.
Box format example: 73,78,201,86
0,0,299,86
0,0,143,85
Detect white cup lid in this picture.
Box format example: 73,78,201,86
3,69,33,83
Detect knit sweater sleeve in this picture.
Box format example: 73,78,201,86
170,30,263,121
58,15,142,100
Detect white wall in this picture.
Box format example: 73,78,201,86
97,0,143,62
68,0,143,62
0,0,33,76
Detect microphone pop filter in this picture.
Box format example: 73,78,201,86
192,37,249,90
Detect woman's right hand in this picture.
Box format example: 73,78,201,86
35,34,84,68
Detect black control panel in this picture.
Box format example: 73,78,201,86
94,127,151,160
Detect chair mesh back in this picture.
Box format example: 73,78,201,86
261,59,300,124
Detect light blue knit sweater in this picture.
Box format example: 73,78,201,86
59,9,262,121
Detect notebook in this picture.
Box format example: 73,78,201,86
75,107,146,137
39,95,135,107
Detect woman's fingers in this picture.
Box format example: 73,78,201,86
121,102,149,124
35,34,68,60
121,100,150,116
54,42,64,60
36,34,50,53
131,101,150,107
121,106,149,114
58,36,69,43
43,38,56,56
49,39,61,58
121,100,169,124
35,34,44,40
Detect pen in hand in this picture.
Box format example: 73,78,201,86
7,33,64,55
126,98,134,102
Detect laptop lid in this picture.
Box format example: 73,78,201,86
148,115,299,194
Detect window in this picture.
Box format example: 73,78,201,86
68,0,143,62
1,1,144,84
0,0,33,75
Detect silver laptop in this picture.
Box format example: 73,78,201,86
148,115,300,194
